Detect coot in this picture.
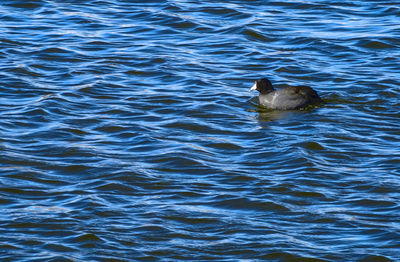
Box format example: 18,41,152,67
250,78,322,110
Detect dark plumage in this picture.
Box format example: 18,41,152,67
250,78,322,110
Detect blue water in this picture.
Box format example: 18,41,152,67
1,1,399,261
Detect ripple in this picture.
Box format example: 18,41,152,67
3,0,45,9
358,39,397,49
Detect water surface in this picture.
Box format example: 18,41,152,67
1,1,399,261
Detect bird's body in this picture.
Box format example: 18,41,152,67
250,78,322,110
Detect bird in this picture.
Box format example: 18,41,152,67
249,78,322,110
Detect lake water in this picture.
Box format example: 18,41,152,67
1,1,399,261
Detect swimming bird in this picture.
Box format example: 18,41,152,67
249,78,322,110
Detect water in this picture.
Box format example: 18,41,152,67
1,1,399,261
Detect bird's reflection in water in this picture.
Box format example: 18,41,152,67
257,108,292,122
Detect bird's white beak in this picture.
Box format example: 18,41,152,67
249,82,257,91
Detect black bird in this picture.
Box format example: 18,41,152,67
250,78,322,110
